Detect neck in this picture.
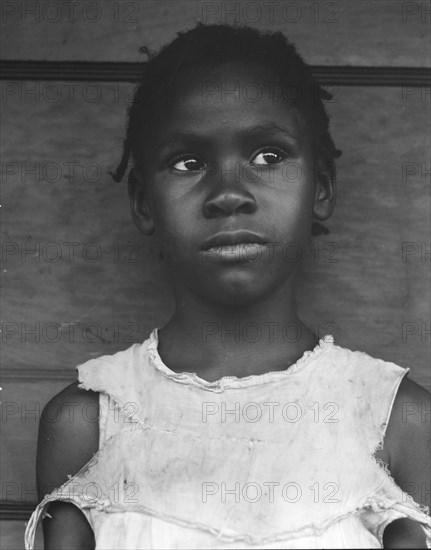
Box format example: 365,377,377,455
157,279,318,381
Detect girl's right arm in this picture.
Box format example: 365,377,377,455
36,381,99,549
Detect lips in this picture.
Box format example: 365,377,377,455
203,231,268,250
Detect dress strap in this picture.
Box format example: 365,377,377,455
99,391,110,447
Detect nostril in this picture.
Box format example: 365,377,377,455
203,192,257,218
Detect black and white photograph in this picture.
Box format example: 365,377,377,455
1,1,430,548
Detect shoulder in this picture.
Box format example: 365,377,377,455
385,376,431,507
386,376,430,457
36,381,99,500
76,340,147,395
390,376,430,428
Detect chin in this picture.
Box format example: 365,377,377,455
198,269,280,308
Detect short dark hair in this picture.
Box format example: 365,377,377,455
113,23,341,228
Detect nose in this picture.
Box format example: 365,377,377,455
202,162,257,218
203,189,257,218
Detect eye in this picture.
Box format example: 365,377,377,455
251,148,287,166
171,155,205,172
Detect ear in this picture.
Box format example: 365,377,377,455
128,168,155,235
313,157,336,222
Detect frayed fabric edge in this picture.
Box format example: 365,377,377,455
372,500,431,548
24,493,96,550
24,489,431,548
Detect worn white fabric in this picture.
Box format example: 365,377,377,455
25,329,431,549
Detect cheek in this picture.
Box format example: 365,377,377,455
150,196,197,260
271,163,315,212
264,170,315,248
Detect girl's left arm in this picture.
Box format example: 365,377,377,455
382,377,431,548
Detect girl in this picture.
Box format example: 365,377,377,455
25,23,430,549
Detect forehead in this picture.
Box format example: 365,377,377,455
156,62,305,138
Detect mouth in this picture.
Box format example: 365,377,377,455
201,232,269,263
202,231,268,251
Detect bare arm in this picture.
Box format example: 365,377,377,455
36,381,99,549
382,377,431,548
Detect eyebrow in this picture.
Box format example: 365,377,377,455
244,122,298,139
155,122,299,155
155,133,204,155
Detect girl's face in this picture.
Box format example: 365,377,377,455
132,63,334,306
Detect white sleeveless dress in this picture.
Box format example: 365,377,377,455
25,329,431,549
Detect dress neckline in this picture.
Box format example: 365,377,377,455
145,328,335,391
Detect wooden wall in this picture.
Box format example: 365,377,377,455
1,1,430,548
